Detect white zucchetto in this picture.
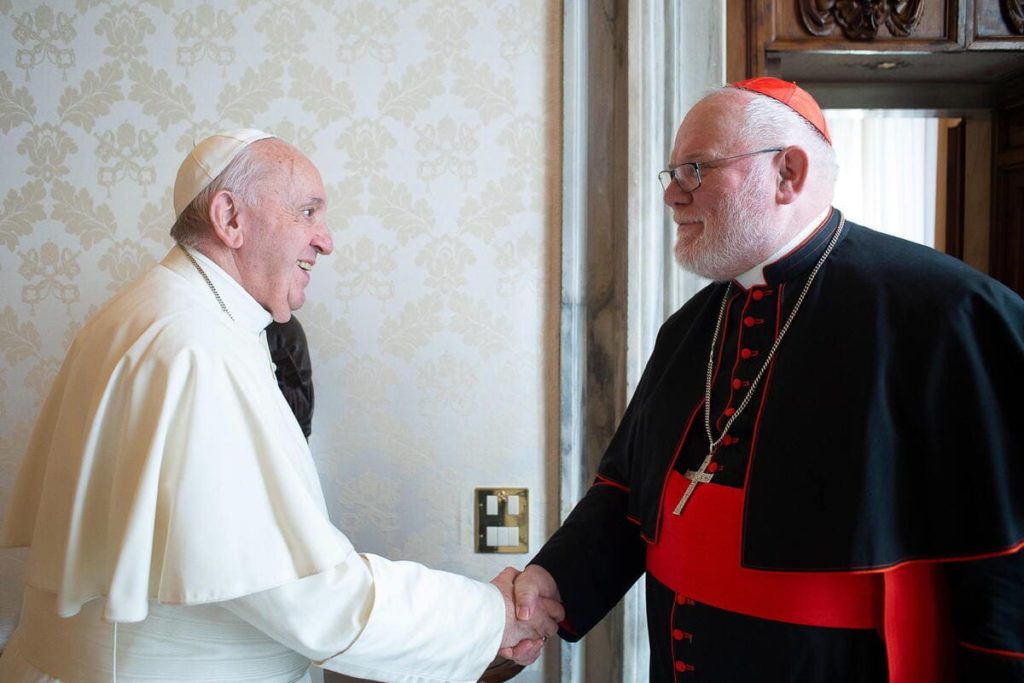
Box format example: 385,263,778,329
173,129,274,217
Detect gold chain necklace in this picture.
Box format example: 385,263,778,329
673,216,845,515
180,245,235,322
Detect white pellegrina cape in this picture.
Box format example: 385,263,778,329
0,246,504,682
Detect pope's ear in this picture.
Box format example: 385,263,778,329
207,190,244,249
775,146,809,205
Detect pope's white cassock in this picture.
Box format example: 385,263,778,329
0,246,505,682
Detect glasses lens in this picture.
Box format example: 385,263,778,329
658,170,672,190
676,165,699,192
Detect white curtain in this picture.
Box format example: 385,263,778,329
824,111,938,247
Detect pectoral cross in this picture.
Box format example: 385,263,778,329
672,452,716,516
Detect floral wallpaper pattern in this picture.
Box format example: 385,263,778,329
0,2,561,678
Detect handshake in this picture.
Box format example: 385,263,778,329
490,564,562,667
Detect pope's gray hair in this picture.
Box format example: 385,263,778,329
711,87,838,190
170,141,269,248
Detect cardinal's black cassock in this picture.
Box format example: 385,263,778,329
532,209,1024,682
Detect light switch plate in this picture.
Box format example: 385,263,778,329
475,487,528,553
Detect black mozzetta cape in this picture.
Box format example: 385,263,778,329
533,210,1024,639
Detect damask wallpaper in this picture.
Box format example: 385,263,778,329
0,1,561,678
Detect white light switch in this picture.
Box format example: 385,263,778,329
507,495,520,515
486,495,498,515
486,526,499,547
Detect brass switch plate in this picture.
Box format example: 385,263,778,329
475,487,528,553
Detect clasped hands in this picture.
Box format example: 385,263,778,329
490,565,562,667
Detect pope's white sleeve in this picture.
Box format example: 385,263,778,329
222,552,506,683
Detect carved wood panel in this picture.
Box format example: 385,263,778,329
739,0,1024,80
800,0,926,40
1003,0,1024,33
768,0,956,45
975,0,1024,40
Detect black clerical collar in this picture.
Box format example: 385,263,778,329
734,207,844,289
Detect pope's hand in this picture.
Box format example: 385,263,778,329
490,566,563,666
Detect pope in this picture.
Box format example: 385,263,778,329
0,130,561,682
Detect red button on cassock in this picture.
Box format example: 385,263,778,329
707,462,719,473
673,629,684,641
732,378,742,390
676,594,687,605
740,348,753,359
675,661,686,672
752,290,764,301
744,316,755,327
723,407,735,416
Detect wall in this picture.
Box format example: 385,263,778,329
0,1,561,680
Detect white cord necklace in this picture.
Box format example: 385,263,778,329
673,216,846,515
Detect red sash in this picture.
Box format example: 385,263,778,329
648,471,882,627
647,471,953,683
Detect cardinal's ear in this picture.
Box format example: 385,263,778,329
775,145,809,205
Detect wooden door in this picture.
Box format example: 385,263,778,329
992,98,1024,293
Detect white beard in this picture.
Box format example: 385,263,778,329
673,169,778,281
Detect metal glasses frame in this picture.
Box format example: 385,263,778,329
658,147,784,192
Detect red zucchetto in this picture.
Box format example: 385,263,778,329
730,77,832,145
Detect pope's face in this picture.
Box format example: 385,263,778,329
235,142,333,322
663,92,778,280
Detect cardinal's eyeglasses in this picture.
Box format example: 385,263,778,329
658,148,783,193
